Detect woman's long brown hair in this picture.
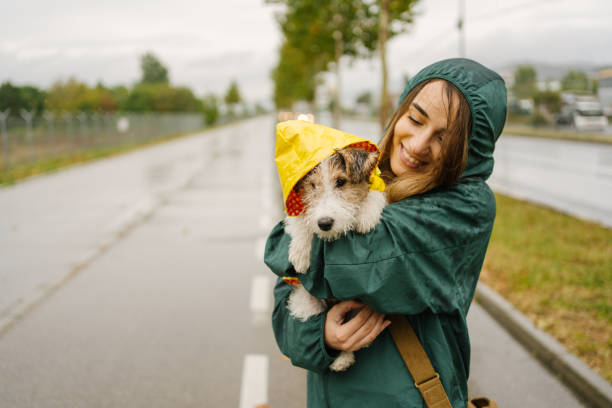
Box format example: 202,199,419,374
378,79,472,203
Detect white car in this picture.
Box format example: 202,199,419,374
573,99,608,131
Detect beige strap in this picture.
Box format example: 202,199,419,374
389,315,452,408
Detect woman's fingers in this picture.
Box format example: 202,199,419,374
343,310,383,352
325,301,367,350
334,306,374,343
348,314,391,352
329,300,364,324
324,301,391,352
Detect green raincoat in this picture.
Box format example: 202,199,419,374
264,58,507,407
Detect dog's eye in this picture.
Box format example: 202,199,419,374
311,182,316,189
335,178,347,188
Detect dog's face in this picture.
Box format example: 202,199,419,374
296,147,379,240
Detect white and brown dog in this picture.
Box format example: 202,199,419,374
284,146,387,371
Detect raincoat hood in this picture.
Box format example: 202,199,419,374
275,120,385,216
398,58,507,181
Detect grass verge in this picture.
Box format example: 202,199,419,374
503,125,612,144
481,193,612,382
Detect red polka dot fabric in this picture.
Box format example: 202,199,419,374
348,141,378,152
286,189,305,216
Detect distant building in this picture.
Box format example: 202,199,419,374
598,68,612,115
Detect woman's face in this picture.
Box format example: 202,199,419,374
390,80,458,177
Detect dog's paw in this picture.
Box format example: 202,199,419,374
288,285,326,322
355,191,387,234
288,249,310,274
329,351,355,372
355,214,379,234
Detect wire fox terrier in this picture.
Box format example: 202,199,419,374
284,146,387,371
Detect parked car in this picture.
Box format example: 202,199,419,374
556,94,608,131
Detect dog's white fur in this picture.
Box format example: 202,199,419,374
284,148,387,371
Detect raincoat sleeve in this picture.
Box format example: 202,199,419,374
271,276,340,373
265,179,496,316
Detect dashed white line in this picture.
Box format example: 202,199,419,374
239,354,269,408
250,275,271,314
254,237,267,261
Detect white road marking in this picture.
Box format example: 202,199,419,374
254,237,267,261
250,275,271,313
239,354,269,408
250,275,271,327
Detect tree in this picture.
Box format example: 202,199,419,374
269,0,378,126
140,52,169,84
224,80,242,116
45,78,90,113
561,70,590,93
202,94,219,125
533,90,561,114
268,0,419,129
512,65,537,99
375,0,420,129
0,82,46,116
125,83,202,112
272,40,319,110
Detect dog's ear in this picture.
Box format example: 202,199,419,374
336,147,379,184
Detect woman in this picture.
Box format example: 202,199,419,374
265,58,507,407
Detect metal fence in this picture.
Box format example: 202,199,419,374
0,110,205,172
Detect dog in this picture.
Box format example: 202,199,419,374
283,146,387,371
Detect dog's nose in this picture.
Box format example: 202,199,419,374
318,217,334,231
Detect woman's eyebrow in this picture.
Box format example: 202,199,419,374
412,102,429,118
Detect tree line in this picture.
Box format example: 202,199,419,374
0,52,256,126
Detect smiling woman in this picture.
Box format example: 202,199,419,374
379,79,471,203
266,58,508,408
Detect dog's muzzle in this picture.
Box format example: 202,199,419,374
317,217,334,231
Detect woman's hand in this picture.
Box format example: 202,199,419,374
324,300,391,352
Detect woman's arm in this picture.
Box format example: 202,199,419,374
272,277,390,372
271,277,340,373
265,180,496,317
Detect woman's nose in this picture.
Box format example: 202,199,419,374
409,130,431,157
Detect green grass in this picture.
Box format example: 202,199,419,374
481,193,612,382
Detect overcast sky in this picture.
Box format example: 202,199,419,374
2,0,611,105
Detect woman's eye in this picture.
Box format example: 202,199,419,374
335,178,346,188
409,116,422,126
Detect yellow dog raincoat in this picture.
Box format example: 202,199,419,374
275,120,385,217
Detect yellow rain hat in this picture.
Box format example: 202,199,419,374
275,120,385,217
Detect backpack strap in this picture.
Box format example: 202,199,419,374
388,314,453,408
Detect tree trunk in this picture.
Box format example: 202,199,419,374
332,28,343,129
379,0,390,132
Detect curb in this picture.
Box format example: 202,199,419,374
475,282,612,408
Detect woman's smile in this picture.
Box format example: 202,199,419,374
399,142,426,169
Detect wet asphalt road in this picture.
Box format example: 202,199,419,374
0,116,591,407
489,133,612,227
